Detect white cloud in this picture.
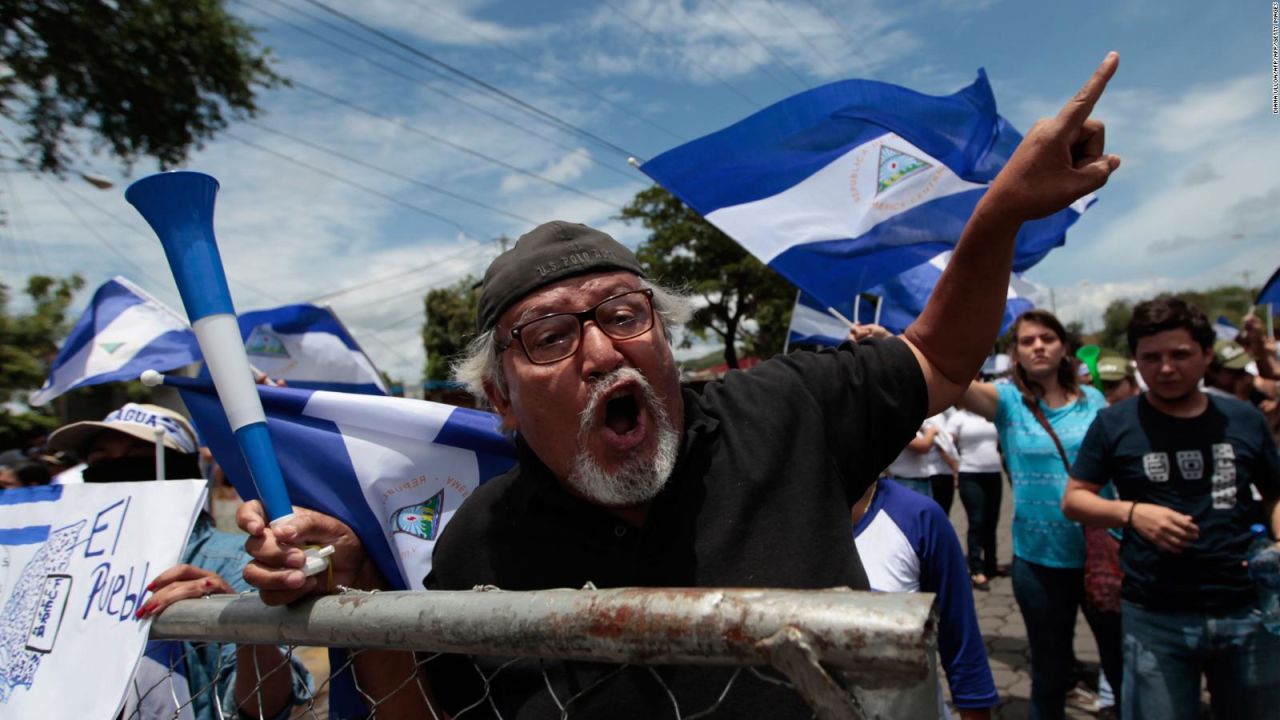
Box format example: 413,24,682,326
500,149,593,193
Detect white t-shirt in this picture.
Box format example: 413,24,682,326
946,410,1002,473
886,413,956,478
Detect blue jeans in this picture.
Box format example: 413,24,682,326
1121,600,1280,720
893,477,933,499
1012,558,1082,720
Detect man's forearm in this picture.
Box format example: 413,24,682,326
1062,485,1131,528
904,196,1023,390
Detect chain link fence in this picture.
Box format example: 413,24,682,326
135,586,940,720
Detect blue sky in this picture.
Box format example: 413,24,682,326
1,0,1276,383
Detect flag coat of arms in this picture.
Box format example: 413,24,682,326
171,378,515,589
640,71,1094,314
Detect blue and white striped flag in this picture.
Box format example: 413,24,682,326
640,71,1094,313
787,252,1040,347
169,377,515,590
227,304,388,395
29,277,200,406
1214,315,1238,341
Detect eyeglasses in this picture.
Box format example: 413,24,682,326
497,288,655,365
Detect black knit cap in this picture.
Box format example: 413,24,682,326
476,221,645,333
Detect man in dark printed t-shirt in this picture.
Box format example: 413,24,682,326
1063,297,1280,720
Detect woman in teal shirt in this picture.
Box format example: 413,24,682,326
961,309,1105,720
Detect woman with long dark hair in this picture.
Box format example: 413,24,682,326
960,309,1105,720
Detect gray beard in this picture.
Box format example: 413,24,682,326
566,367,679,507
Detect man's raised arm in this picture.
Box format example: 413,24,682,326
903,52,1121,415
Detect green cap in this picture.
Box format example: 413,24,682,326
1095,352,1131,382
1213,340,1250,370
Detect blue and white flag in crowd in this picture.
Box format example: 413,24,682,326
786,252,1040,347
29,277,199,406
1257,266,1280,306
1214,315,1239,341
169,377,515,590
228,304,388,395
640,71,1094,313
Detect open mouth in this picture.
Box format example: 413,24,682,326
592,382,649,451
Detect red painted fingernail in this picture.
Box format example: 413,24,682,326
203,579,212,588
145,581,155,591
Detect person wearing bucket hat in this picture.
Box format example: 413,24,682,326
48,403,312,719
237,53,1123,716
47,402,202,483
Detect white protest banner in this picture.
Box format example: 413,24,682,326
0,481,206,719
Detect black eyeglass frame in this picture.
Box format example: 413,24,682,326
495,288,656,365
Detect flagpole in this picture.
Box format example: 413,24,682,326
873,296,883,326
154,428,166,481
853,295,861,324
826,306,855,328
783,290,800,354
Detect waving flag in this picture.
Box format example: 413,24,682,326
786,253,1040,347
227,304,388,395
166,376,515,590
640,71,1094,313
1214,315,1239,341
1258,267,1280,306
29,277,199,406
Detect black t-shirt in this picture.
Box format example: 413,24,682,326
1071,394,1280,613
424,337,927,718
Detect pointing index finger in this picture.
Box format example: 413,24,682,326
1056,52,1119,128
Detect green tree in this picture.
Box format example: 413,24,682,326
2,0,284,174
0,274,84,448
423,275,479,383
1096,286,1259,355
618,186,794,368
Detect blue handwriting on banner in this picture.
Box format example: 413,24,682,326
77,496,149,622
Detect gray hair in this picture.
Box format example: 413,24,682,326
451,279,694,403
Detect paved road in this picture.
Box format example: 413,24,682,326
946,477,1107,719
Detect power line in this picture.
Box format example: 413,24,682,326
307,240,495,306
795,0,873,73
289,82,624,209
404,0,689,144
50,179,290,307
761,0,845,77
221,131,484,237
300,0,642,161
245,121,540,225
598,0,765,110
241,1,642,186
704,0,810,92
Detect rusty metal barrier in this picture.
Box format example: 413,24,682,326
145,586,940,719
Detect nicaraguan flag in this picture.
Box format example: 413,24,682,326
230,304,388,395
168,377,515,590
640,71,1094,313
786,291,853,347
1214,315,1238,341
787,252,1040,347
29,277,199,406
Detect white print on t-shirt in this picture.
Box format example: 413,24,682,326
1211,443,1236,509
1143,452,1170,483
1176,450,1204,480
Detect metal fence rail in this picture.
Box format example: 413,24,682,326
147,586,940,720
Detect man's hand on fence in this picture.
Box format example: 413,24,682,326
238,501,384,605
136,564,236,618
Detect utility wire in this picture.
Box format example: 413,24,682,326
795,0,873,73
704,0,810,92
599,0,764,110
245,120,539,225
289,82,624,209
761,0,845,77
242,2,642,186
49,180,289,306
300,0,642,161
696,0,803,94
221,131,481,237
305,239,497,305
36,176,175,293
405,0,689,144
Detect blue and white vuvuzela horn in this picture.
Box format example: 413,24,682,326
127,171,331,575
